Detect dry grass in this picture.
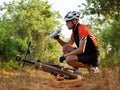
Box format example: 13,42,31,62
0,67,119,90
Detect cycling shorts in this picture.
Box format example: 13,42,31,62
77,53,100,67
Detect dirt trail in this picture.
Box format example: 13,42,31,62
0,66,120,90
0,69,86,90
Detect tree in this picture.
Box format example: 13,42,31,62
101,22,120,56
80,0,120,21
0,0,61,63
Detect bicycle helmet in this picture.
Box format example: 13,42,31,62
64,11,80,21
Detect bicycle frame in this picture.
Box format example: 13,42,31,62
16,41,79,79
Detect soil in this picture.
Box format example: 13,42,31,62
0,64,119,90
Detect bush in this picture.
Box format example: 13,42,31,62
102,55,120,68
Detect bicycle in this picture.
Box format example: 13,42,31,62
16,41,80,79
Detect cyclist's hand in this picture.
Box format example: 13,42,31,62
59,55,66,63
54,35,59,40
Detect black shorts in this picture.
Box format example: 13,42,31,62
77,53,100,67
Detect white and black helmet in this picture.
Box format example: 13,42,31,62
64,11,80,21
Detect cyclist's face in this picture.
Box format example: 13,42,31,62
66,20,74,29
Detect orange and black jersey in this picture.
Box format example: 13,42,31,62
71,23,99,54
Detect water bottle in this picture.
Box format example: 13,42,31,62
49,28,61,38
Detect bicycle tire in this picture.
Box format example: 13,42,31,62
41,63,78,79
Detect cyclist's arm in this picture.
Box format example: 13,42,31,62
56,38,74,47
64,39,87,57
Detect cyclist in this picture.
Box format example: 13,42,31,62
51,11,100,75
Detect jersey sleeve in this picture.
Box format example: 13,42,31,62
78,24,98,46
78,25,92,40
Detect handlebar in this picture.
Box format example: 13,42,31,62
25,41,32,59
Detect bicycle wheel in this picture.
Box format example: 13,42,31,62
40,63,79,79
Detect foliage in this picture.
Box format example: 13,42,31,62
101,22,120,56
0,61,20,70
81,0,120,21
102,55,120,68
0,0,61,65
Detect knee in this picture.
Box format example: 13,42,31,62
65,56,77,65
66,59,72,66
62,44,70,54
62,44,69,50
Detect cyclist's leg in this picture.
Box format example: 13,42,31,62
62,44,75,54
65,55,90,76
77,53,99,67
77,53,100,74
65,55,89,69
